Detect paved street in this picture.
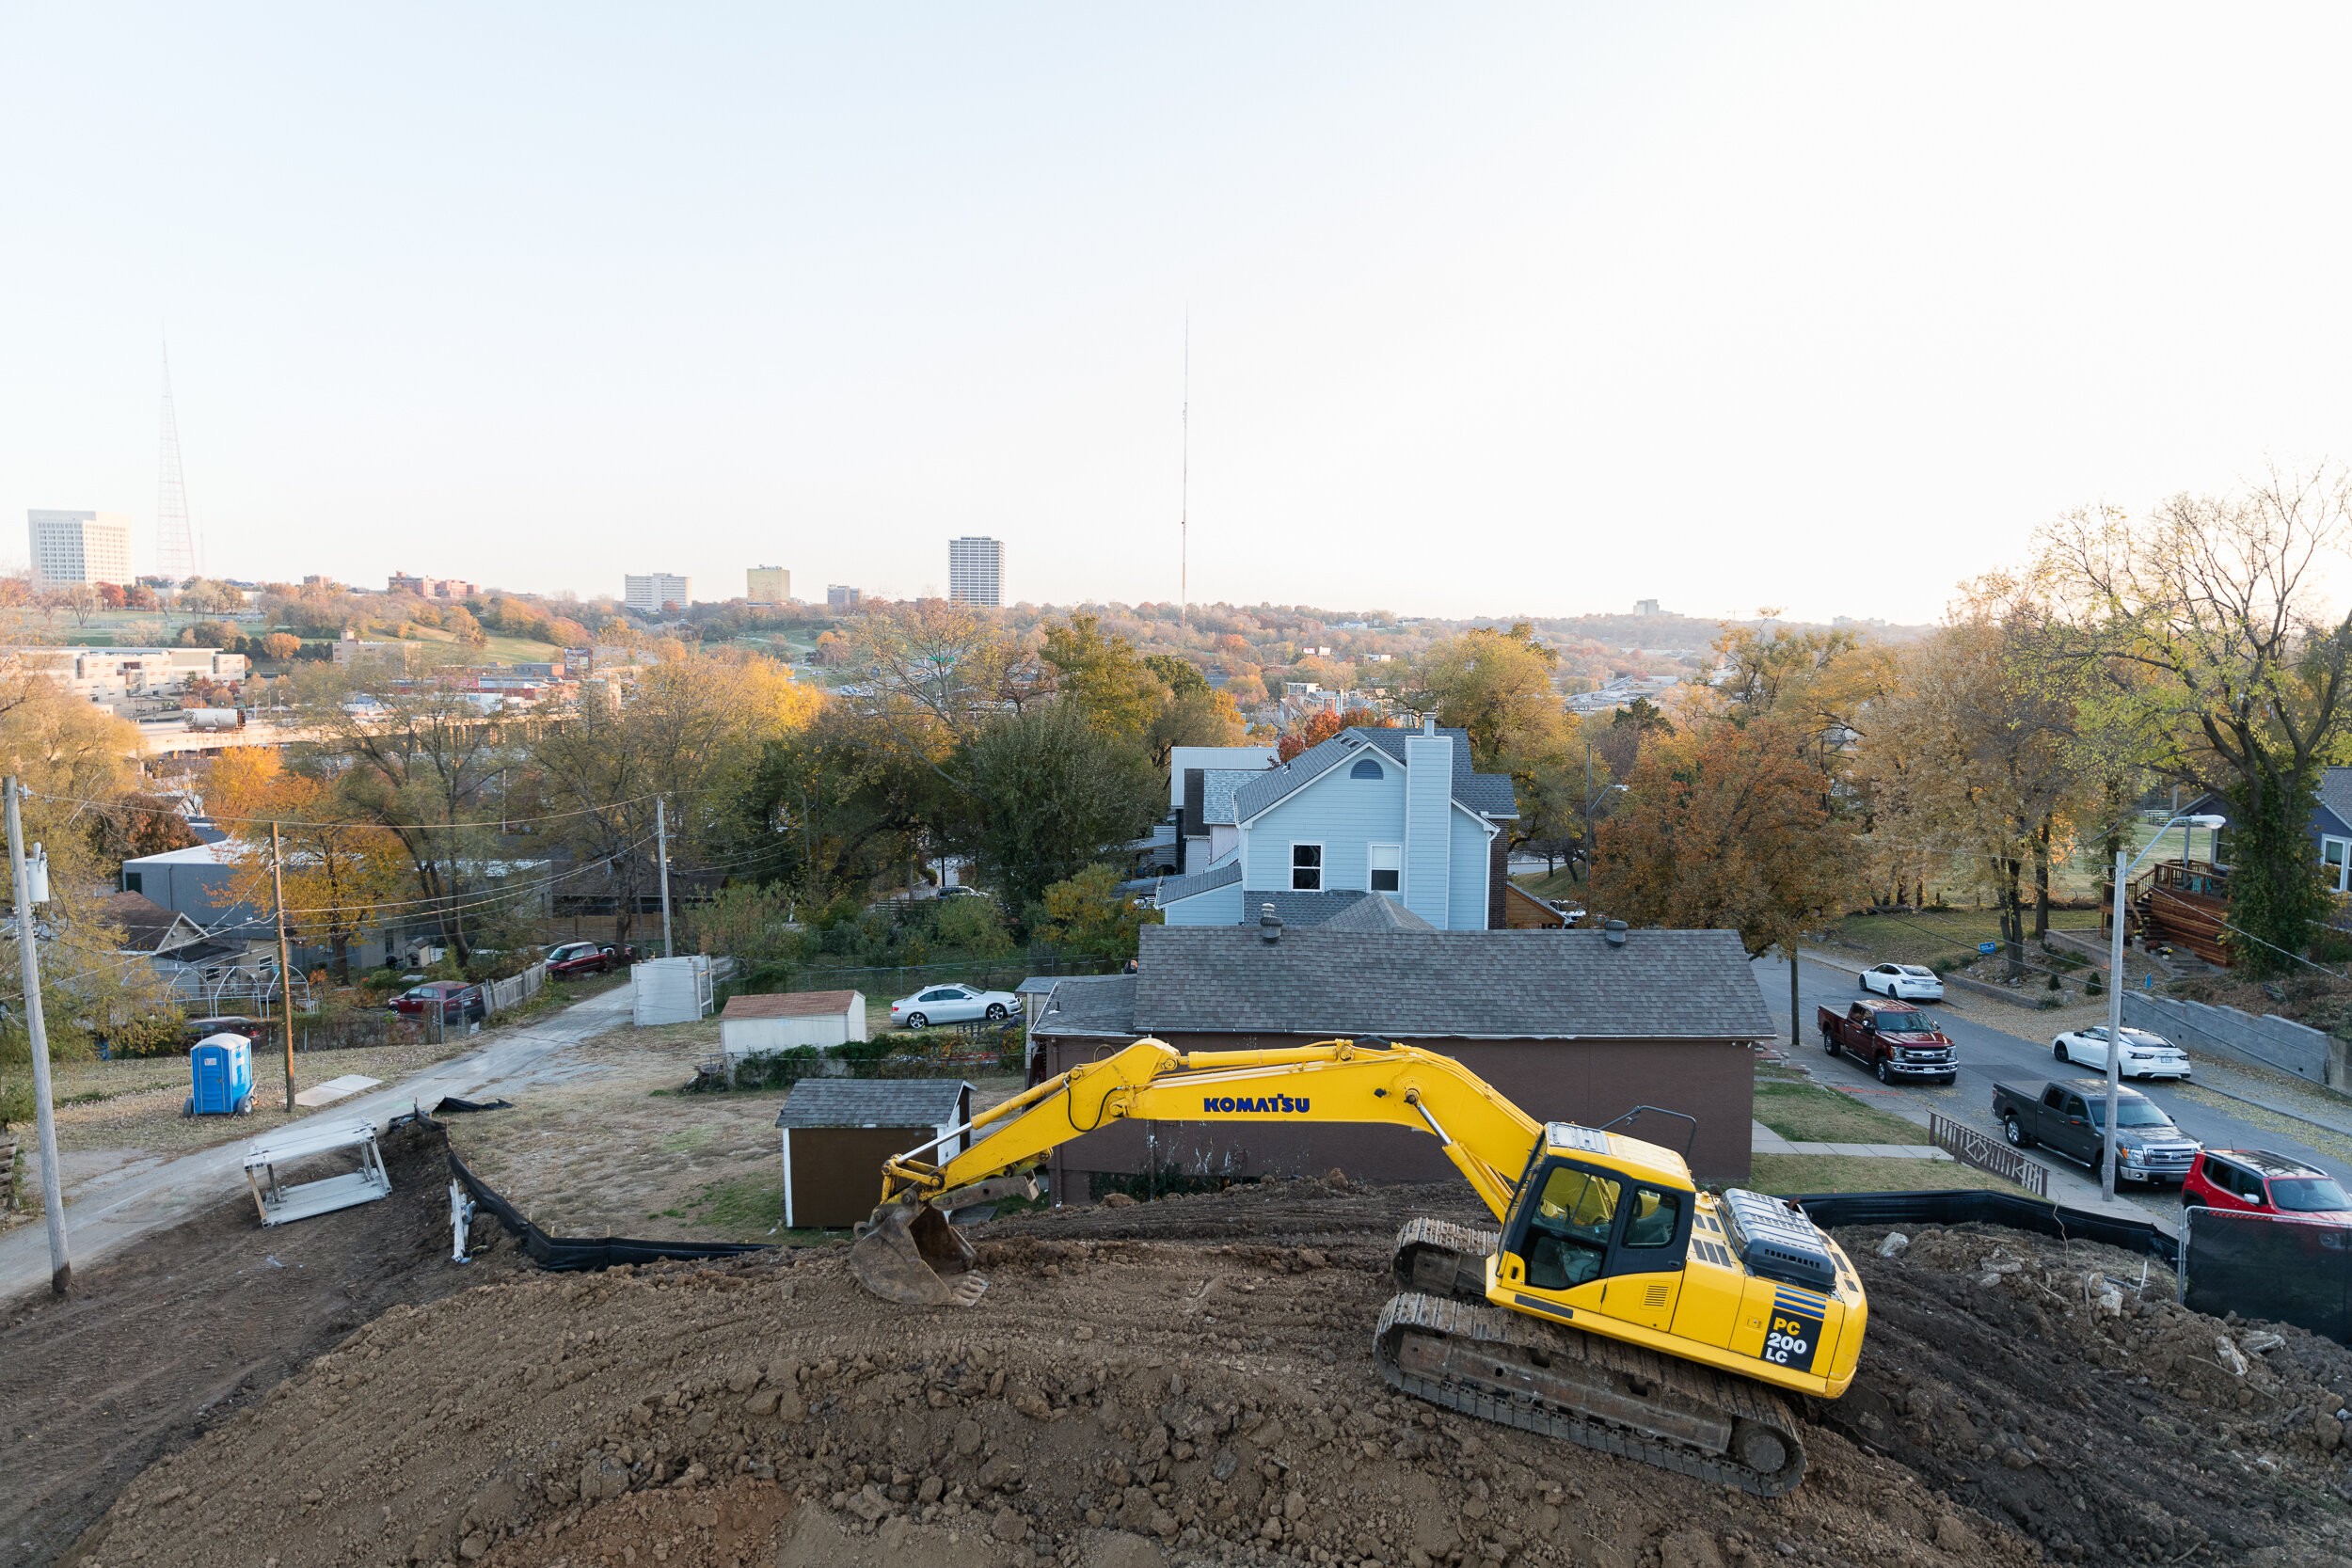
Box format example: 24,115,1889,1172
1753,952,2352,1227
0,980,637,1307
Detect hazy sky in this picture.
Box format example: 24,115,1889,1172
9,6,2352,622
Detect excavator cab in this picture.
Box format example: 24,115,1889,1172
1492,1127,1696,1333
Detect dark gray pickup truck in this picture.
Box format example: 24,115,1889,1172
1991,1078,2201,1186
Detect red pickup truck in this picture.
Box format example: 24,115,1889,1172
1817,999,1958,1085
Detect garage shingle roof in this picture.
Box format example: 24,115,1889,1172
1132,926,1772,1040
1029,974,1139,1038
774,1078,971,1130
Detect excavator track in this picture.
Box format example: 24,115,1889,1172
1377,1222,1807,1497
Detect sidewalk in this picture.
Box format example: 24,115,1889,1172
0,979,638,1307
1751,1121,1950,1160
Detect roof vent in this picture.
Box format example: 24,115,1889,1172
1260,902,1282,943
1603,919,1629,946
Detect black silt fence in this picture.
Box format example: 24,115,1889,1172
1788,1189,2180,1266
2181,1208,2352,1345
445,1138,772,1273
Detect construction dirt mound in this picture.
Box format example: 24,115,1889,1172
54,1178,2352,1568
3,1118,532,1567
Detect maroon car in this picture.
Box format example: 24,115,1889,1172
546,942,633,977
389,981,485,1022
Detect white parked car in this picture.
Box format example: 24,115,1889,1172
890,983,1022,1029
2051,1025,2193,1080
1859,963,1945,1001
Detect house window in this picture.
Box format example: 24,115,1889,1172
2326,837,2350,894
1370,843,1401,894
1291,843,1323,891
1350,757,1384,780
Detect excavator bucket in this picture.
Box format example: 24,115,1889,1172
849,1176,1038,1307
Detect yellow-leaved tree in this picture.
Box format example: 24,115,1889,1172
206,751,411,979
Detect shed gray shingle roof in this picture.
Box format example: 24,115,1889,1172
1132,926,1772,1040
1231,727,1516,824
1029,974,1139,1038
775,1078,971,1130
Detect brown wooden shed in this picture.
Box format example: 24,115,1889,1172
774,1078,973,1229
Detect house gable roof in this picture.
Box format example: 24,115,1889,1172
103,890,207,954
1152,860,1242,905
1132,926,1772,1040
1232,726,1517,826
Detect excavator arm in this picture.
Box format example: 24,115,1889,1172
851,1037,1546,1304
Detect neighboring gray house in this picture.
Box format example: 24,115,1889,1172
1029,922,1775,1193
119,840,271,942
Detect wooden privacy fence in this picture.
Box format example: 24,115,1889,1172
1930,1111,2050,1198
482,962,548,1019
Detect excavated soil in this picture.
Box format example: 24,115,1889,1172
2,1119,531,1567
54,1179,2352,1568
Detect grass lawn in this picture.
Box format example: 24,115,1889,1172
1512,867,1583,901
1827,908,2103,968
1752,1080,1929,1144
1748,1154,2040,1197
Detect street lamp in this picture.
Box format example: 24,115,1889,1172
2101,813,2227,1200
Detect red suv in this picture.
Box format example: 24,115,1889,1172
546,942,620,977
2182,1148,2352,1224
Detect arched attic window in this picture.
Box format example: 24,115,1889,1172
1350,757,1384,780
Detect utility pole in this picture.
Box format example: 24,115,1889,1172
656,797,674,959
7,778,71,1294
273,821,295,1112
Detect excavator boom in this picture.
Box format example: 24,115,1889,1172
848,1036,1865,1498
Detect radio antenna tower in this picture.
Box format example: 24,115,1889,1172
154,341,199,582
1180,310,1189,628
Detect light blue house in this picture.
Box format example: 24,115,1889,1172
1152,721,1517,931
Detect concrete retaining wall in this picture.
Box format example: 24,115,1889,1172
2122,991,2331,1082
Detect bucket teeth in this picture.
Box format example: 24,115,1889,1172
850,1202,983,1307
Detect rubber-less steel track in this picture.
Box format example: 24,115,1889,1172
1377,1222,1807,1497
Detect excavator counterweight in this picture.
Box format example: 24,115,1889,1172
847,1037,1864,1497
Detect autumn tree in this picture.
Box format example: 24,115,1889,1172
1277,707,1392,762
955,701,1159,915
2039,469,2352,974
206,752,410,978
1031,862,1161,960
1590,713,1860,961
1042,614,1166,743
1412,623,1565,771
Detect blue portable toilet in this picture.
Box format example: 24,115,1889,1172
186,1032,255,1117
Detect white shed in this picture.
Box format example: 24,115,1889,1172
720,990,866,1056
632,955,714,1026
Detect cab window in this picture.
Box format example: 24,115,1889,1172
1624,1187,1683,1248
1523,1166,1621,1291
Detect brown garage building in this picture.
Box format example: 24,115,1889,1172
775,1079,973,1229
1029,921,1773,1200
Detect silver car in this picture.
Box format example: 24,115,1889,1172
890,983,1022,1029
2051,1025,2193,1080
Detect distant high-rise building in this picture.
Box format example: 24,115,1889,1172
746,566,790,604
28,511,135,589
948,536,1004,607
1633,598,1662,617
625,573,692,615
827,585,862,610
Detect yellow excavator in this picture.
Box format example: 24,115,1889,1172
849,1037,1865,1497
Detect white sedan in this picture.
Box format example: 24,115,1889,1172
1859,963,1945,1001
890,983,1022,1029
2051,1025,2194,1080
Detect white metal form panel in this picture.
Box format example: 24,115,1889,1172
243,1119,392,1226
